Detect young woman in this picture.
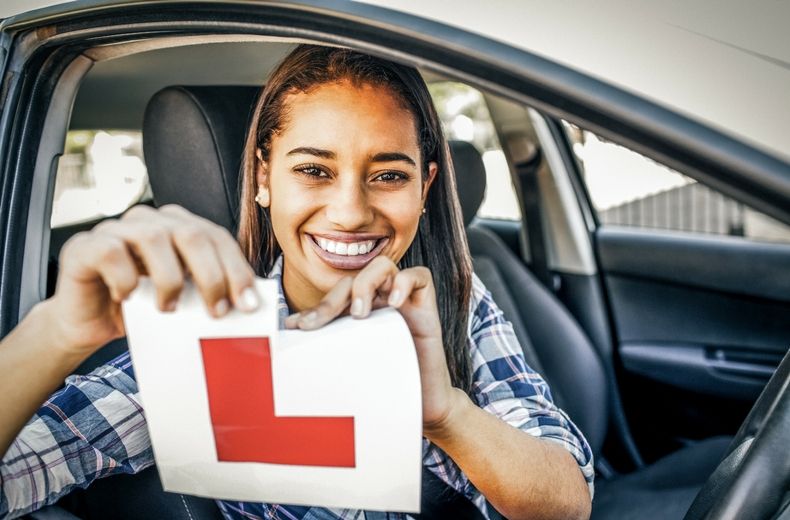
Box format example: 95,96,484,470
0,45,593,519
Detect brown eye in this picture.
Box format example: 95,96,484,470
375,171,408,183
295,165,330,178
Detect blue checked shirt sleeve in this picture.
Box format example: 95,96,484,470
1,351,153,518
468,274,595,497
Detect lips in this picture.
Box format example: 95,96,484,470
307,233,389,270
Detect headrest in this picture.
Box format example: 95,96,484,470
143,86,260,232
448,140,487,227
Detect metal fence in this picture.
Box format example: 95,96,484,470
599,182,746,236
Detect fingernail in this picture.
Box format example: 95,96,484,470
285,313,300,329
164,299,177,312
238,287,259,312
388,290,402,307
214,298,229,317
351,297,364,317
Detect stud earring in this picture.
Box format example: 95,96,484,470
255,191,269,207
421,207,427,215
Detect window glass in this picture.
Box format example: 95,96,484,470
564,123,790,243
429,82,520,221
52,130,150,228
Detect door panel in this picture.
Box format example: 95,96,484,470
597,227,790,303
596,226,790,456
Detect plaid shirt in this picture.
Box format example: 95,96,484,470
1,258,594,519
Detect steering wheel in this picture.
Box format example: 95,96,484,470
684,349,790,520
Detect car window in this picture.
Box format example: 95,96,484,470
564,123,790,244
429,82,520,221
52,130,150,228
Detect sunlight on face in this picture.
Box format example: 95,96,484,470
257,80,437,311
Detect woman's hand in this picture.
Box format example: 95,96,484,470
45,204,259,361
284,256,462,435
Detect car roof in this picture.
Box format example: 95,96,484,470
2,0,789,162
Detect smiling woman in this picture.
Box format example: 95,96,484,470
251,80,434,304
0,44,593,520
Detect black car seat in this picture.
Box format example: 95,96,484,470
451,140,733,520
73,85,731,520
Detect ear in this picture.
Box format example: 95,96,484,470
421,161,438,204
255,149,271,207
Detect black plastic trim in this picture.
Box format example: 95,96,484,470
620,343,775,400
597,227,790,303
0,38,81,335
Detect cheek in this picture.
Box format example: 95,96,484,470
267,172,315,243
377,192,422,246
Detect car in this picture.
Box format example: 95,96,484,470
0,1,788,519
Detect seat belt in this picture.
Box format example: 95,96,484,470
514,147,555,291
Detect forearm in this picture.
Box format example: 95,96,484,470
426,389,591,520
0,300,85,456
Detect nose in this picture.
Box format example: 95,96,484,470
325,176,375,230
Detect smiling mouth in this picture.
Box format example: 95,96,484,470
307,234,389,270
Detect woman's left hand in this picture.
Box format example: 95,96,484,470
284,256,462,435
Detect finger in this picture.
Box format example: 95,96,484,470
63,233,140,303
94,240,141,303
387,266,433,308
156,205,253,316
206,223,259,312
350,256,398,318
284,312,301,329
95,220,185,312
170,225,230,317
296,276,354,330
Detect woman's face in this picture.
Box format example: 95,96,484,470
257,80,437,310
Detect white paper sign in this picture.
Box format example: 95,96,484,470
122,278,422,512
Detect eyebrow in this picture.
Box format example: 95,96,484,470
287,147,417,167
370,152,416,167
287,147,335,159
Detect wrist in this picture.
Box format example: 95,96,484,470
423,387,474,445
29,299,91,368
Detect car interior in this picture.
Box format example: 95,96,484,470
7,27,789,520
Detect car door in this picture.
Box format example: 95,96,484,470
559,124,790,462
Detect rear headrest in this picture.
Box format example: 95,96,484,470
143,86,260,232
449,140,486,227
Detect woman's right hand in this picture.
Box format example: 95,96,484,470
45,204,259,360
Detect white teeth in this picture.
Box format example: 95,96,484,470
315,237,378,256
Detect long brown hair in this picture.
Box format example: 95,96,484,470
238,45,474,393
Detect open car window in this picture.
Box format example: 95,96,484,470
429,82,520,221
52,130,150,228
564,122,790,244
